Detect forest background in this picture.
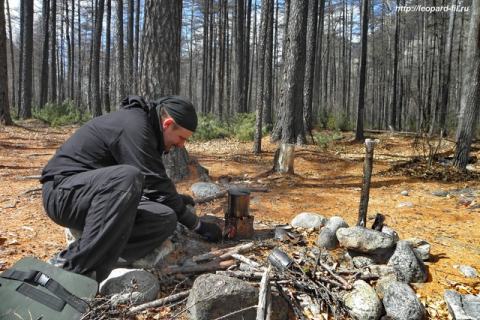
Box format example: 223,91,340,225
0,0,478,166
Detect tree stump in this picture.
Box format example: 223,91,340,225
274,143,295,174
163,147,210,183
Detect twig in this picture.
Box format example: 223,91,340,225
161,259,235,275
216,270,289,281
212,305,258,320
256,265,272,320
231,253,265,271
20,187,42,195
129,290,191,313
318,260,352,290
193,242,255,262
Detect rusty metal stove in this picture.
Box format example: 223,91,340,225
224,186,254,240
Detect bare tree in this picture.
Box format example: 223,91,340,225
91,0,105,117
270,0,308,145
39,0,50,109
20,0,33,119
116,0,125,102
0,0,12,125
140,0,182,99
103,0,112,112
453,0,480,169
49,0,57,105
355,0,369,141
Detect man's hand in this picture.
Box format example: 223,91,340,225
195,221,223,242
179,194,195,206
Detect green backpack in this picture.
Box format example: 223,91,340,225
0,257,98,320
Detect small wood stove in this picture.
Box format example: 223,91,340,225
224,186,254,240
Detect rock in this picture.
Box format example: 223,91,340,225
374,274,398,299
381,226,399,243
397,202,414,207
342,280,383,320
65,228,83,246
383,281,425,320
368,265,396,277
99,268,160,305
291,212,327,230
404,238,431,261
387,241,427,283
459,266,478,278
444,290,480,320
346,249,386,265
316,217,349,250
186,274,288,320
132,239,174,268
336,226,395,254
401,190,409,196
191,182,222,197
352,256,375,268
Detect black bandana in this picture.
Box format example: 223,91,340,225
156,95,198,132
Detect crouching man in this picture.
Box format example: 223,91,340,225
40,95,222,283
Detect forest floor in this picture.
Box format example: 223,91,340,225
1,120,480,319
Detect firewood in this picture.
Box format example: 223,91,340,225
193,242,255,262
256,265,272,320
161,259,235,275
129,290,191,313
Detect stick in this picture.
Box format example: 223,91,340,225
256,265,272,320
193,242,255,262
161,259,235,275
193,187,269,204
231,253,265,271
357,139,380,227
129,290,191,313
20,187,42,195
216,270,289,281
212,305,258,320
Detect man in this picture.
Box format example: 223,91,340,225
40,95,222,283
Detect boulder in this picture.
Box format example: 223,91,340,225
383,281,425,320
316,217,349,250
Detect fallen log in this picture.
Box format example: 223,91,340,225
256,265,272,320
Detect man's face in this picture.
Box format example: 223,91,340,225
162,118,194,151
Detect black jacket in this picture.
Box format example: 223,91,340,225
40,95,198,229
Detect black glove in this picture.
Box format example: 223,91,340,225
179,194,195,206
195,221,223,242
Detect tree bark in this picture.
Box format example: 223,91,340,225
355,0,369,141
357,139,380,227
91,0,105,117
20,0,33,119
453,0,480,169
0,0,12,125
103,0,112,113
115,0,125,103
48,0,57,105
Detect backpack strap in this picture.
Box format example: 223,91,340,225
0,269,89,313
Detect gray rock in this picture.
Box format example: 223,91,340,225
132,239,175,268
291,212,327,230
381,226,399,243
353,256,375,268
387,241,427,283
65,228,83,246
346,249,386,265
337,226,395,254
99,268,160,305
191,182,222,197
459,266,478,278
383,281,425,320
374,274,398,299
404,238,431,261
401,190,409,196
368,265,396,277
444,290,479,320
397,202,414,207
186,274,288,320
342,280,383,320
316,217,349,250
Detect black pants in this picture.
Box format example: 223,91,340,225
42,165,178,282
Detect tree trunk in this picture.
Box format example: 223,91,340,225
126,0,134,93
270,0,308,145
91,0,104,117
103,0,112,113
39,0,50,110
140,0,182,99
303,0,318,134
6,0,15,111
49,0,57,105
116,0,125,103
0,0,12,125
453,0,480,170
234,0,246,114
355,0,369,141
20,0,33,119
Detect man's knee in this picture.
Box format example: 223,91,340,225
114,165,144,193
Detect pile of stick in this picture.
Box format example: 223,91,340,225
82,242,367,320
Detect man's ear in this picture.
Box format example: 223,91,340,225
163,118,175,130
